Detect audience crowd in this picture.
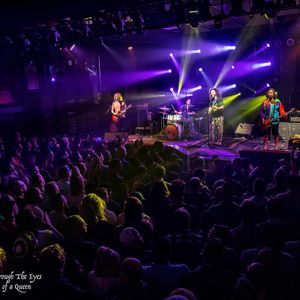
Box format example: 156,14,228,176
1,132,300,300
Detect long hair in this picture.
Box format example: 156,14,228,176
114,92,122,102
209,88,221,99
80,193,107,224
265,88,277,99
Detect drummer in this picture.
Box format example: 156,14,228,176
175,98,195,138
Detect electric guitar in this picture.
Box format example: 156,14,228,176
111,104,132,123
259,108,295,129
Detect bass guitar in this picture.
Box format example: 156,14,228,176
111,104,132,123
259,108,295,130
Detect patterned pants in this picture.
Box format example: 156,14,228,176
210,116,224,143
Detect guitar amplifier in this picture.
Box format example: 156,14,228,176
290,116,300,122
279,122,290,141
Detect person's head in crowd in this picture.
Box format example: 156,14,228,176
135,165,147,179
117,146,127,161
70,171,85,196
208,224,232,247
223,182,234,201
265,197,282,220
164,296,189,300
202,237,224,267
170,179,186,202
169,288,198,300
213,185,224,203
50,193,68,213
233,277,257,300
70,151,83,164
40,243,65,276
172,208,191,232
192,156,205,169
10,180,27,199
93,246,121,277
45,181,60,198
24,187,43,206
15,209,39,232
123,196,143,223
120,257,142,284
57,165,71,181
102,150,112,165
0,194,19,219
109,159,123,175
148,181,170,204
240,199,257,224
152,237,172,264
80,193,107,225
65,215,87,239
152,165,166,181
223,163,234,179
232,157,243,172
119,227,144,256
252,178,266,196
0,247,7,274
246,262,268,292
165,171,180,183
261,222,284,251
111,183,129,205
188,177,201,193
77,162,87,177
97,187,110,204
31,173,46,192
192,168,206,182
286,174,300,192
273,167,288,187
130,191,145,203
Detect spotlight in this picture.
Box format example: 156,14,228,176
70,44,76,51
128,46,133,51
196,49,201,53
231,65,235,69
224,46,236,50
169,53,174,57
198,68,203,72
168,69,172,73
266,43,270,48
232,84,237,88
187,10,199,29
51,77,56,82
170,87,174,92
266,83,270,87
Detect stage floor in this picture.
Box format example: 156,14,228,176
128,134,292,161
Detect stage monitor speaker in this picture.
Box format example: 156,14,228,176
279,122,290,141
235,123,254,136
104,132,128,143
290,123,300,137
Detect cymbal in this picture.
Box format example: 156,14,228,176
159,106,171,111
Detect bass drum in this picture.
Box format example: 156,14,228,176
165,124,179,140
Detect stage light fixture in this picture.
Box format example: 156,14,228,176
198,67,203,72
169,53,174,57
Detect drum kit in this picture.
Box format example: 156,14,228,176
158,106,203,140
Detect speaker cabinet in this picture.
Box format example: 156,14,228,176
290,123,300,137
235,123,254,136
104,132,128,143
279,122,290,141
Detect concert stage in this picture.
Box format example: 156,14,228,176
128,134,293,164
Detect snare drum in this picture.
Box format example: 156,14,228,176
167,114,182,124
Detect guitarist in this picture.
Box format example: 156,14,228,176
260,88,287,150
208,88,224,146
111,92,127,132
